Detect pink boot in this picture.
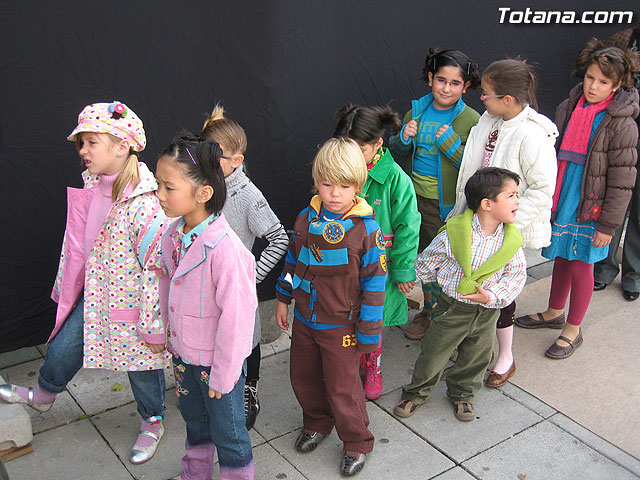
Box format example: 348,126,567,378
363,345,382,400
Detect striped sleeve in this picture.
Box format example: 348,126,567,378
256,223,289,283
435,125,464,167
356,222,387,352
275,219,300,304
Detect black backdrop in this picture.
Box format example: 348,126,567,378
0,0,636,352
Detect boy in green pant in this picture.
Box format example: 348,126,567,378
394,167,527,421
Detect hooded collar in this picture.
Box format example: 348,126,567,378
82,162,157,201
309,195,374,220
568,83,640,119
412,93,467,122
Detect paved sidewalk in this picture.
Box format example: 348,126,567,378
1,253,639,479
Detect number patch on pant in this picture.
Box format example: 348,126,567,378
342,334,358,347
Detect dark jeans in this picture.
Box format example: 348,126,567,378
172,356,253,477
38,296,166,420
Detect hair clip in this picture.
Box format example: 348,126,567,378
108,102,127,119
433,58,436,71
185,147,197,165
467,62,471,75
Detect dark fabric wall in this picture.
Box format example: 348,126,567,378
0,0,635,352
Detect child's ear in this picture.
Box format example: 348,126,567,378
427,71,434,87
462,80,471,94
374,137,384,151
115,139,131,157
198,185,214,204
480,198,492,211
233,154,245,169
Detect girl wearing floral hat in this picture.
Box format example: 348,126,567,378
0,101,169,464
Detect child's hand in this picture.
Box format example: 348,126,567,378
208,388,222,399
276,301,290,330
145,342,166,354
592,231,612,248
397,281,415,294
435,124,450,139
402,120,418,142
460,285,490,304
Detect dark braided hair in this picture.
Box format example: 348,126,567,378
159,134,227,214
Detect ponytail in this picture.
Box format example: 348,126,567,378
333,104,402,144
201,103,247,155
112,152,140,201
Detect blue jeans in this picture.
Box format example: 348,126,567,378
39,295,166,419
172,356,253,474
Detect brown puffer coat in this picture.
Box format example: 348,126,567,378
554,84,639,235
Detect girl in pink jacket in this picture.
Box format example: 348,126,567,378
156,135,257,480
0,101,169,464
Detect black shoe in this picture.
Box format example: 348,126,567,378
623,290,639,301
295,429,326,453
244,380,260,430
593,281,607,291
340,450,367,476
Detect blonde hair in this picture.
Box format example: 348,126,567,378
201,104,247,154
76,133,140,201
312,138,367,192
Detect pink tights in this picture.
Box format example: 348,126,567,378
548,257,594,326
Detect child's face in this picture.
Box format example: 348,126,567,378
155,155,202,218
485,179,520,224
583,63,621,105
428,66,469,110
480,77,508,117
315,179,357,214
77,132,126,175
356,137,384,164
218,142,244,178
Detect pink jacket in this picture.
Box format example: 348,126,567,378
159,213,257,394
51,163,169,371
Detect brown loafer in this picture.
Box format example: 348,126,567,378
485,361,516,387
393,399,423,418
545,329,583,359
453,401,475,421
515,312,565,329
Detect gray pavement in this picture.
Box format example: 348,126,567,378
1,253,639,479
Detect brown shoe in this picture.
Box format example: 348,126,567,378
515,312,565,329
545,329,583,359
405,309,431,340
485,361,516,387
393,399,423,418
453,401,475,421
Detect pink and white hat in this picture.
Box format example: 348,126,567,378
67,101,147,151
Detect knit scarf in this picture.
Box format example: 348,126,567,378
551,92,614,215
445,209,523,295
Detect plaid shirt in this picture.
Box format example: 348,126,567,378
416,214,527,309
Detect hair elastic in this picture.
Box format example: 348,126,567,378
185,147,197,165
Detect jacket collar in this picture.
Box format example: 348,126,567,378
483,105,559,140
412,93,466,122
364,148,394,188
165,212,231,280
82,162,157,201
309,195,374,220
568,83,640,119
225,166,249,193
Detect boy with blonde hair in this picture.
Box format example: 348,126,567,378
276,138,387,476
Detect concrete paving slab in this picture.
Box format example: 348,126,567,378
0,359,85,434
498,382,556,419
376,326,423,396
253,442,306,480
523,248,548,269
432,466,478,479
4,418,133,480
512,276,640,459
0,346,43,369
549,413,640,477
376,381,543,463
526,260,555,280
462,420,639,480
252,351,301,442
261,331,292,359
67,365,173,416
270,401,455,479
